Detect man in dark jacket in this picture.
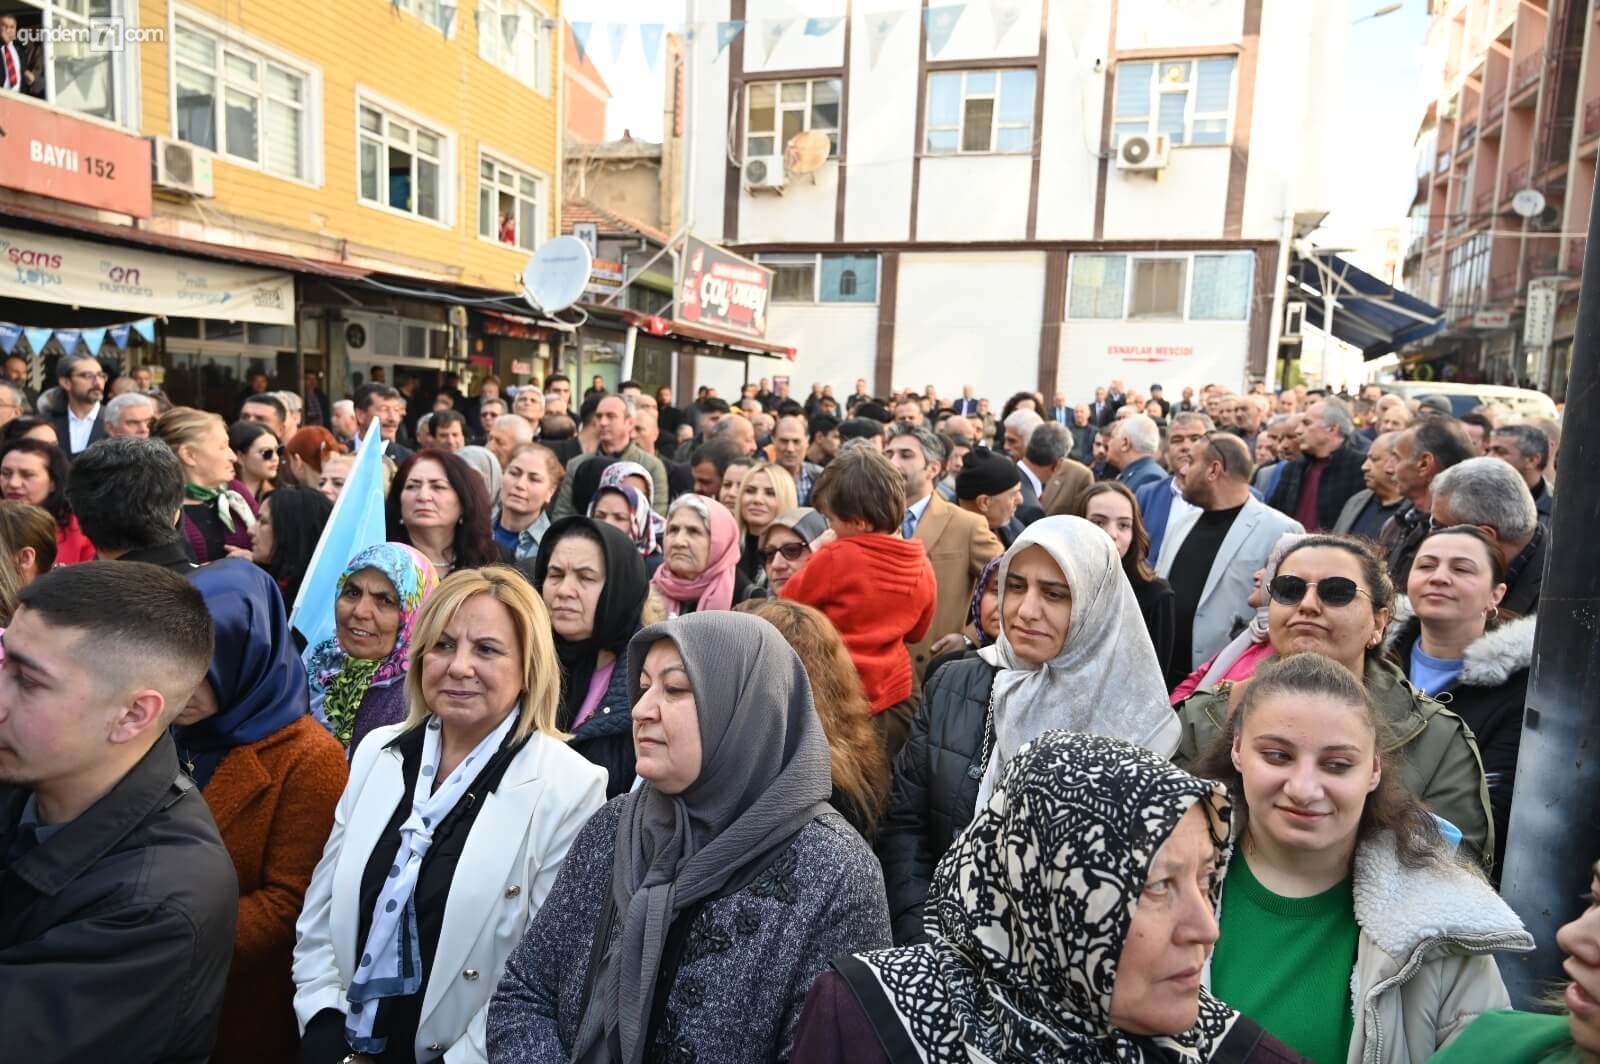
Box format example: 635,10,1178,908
1429,456,1546,615
0,562,237,1062
67,438,198,570
1267,398,1367,532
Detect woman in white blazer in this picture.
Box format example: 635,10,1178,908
293,566,606,1064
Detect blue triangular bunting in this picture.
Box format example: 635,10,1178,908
54,328,80,354
804,16,843,37
925,4,966,59
640,23,664,69
22,327,51,355
80,326,107,355
0,324,19,356
132,318,157,344
607,22,626,63
569,20,594,65
716,20,745,56
109,323,131,351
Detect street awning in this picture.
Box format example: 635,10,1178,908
581,303,797,360
1289,251,1445,359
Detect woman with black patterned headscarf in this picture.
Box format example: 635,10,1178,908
794,731,1311,1063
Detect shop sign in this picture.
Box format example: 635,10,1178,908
0,225,293,324
510,359,532,375
0,96,153,218
1524,278,1560,348
1471,309,1511,329
481,313,549,341
584,258,624,297
676,235,770,339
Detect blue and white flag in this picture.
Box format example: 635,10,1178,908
291,418,390,647
0,324,20,356
80,326,107,356
108,323,131,351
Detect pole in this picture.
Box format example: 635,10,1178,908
1498,175,1600,1006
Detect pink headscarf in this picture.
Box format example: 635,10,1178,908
650,495,741,615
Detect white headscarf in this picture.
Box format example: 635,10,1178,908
975,516,1180,809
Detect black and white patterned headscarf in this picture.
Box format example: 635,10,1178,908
847,732,1238,1063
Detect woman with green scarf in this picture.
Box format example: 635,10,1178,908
155,406,259,564
301,543,439,753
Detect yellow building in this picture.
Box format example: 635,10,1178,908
0,0,564,408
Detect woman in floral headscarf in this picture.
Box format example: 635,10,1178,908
587,483,663,576
300,543,439,753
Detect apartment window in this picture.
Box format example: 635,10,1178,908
174,22,312,181
479,0,553,94
4,0,132,123
760,254,880,304
745,79,841,159
359,102,447,222
478,155,547,251
394,0,453,35
1067,252,1253,321
926,69,1036,154
1113,57,1236,147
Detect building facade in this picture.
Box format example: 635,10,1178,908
678,0,1346,400
0,0,564,408
1404,0,1596,397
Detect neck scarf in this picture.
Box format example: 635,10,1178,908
569,612,833,1064
589,485,658,558
302,543,439,746
975,516,1178,809
531,517,649,731
968,554,1003,647
185,481,255,535
172,559,310,788
649,495,740,616
1194,532,1306,692
600,461,666,546
851,732,1239,1063
344,709,518,1053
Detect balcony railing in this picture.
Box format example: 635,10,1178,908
1490,271,1518,300
1506,160,1530,195
1568,238,1588,273
1475,189,1495,215
1485,90,1505,126
1528,251,1559,276
1459,122,1478,153
1513,50,1545,96
1437,151,1453,174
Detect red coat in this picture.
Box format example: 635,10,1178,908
202,715,348,1064
781,533,936,712
54,514,96,565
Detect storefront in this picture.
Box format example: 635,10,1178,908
470,310,556,389
574,303,796,399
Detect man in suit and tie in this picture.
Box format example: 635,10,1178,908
1156,433,1303,688
1135,411,1214,561
951,385,980,418
1090,386,1111,427
1049,391,1071,426
50,354,108,456
1,15,44,98
888,425,1004,684
1020,421,1092,519
352,382,413,462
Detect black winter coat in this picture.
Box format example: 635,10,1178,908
0,734,239,1063
1267,441,1367,532
569,644,638,799
876,656,998,945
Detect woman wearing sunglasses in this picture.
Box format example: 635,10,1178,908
743,506,832,600
229,420,281,505
1173,533,1493,868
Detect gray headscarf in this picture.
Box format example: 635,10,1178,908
455,445,502,505
975,516,1179,809
570,611,833,1064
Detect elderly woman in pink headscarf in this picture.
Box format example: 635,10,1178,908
649,494,748,616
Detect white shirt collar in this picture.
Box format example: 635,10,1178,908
1019,462,1043,496
68,402,100,425
908,493,933,523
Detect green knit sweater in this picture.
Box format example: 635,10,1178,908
1211,852,1359,1064
1430,1009,1582,1063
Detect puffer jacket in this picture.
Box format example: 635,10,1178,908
568,643,637,800
1384,613,1535,880
876,655,998,945
1174,655,1494,868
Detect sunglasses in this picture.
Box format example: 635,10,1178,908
1268,574,1369,609
256,446,285,461
761,542,810,563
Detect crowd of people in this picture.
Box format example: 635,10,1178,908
0,353,1594,1064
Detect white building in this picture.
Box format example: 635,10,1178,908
678,0,1348,401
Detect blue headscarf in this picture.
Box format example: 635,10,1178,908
173,558,310,788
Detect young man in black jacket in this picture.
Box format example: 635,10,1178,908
0,563,237,1063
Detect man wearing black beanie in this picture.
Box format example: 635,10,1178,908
955,447,1025,546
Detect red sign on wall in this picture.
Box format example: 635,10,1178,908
0,97,153,218
676,235,771,339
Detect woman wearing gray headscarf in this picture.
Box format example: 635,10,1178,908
878,515,1180,945
485,611,891,1064
456,445,503,507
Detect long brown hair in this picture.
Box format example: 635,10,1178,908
735,598,890,836
1192,653,1448,870
1073,480,1156,583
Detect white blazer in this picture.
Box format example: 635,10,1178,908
293,720,606,1063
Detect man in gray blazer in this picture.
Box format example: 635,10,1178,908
1156,433,1304,687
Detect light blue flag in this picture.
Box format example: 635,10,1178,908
22,327,51,355
607,22,626,63
804,16,843,37
108,323,131,350
290,418,390,646
132,318,156,343
80,326,107,356
925,3,966,58
569,20,595,65
716,20,745,56
639,23,664,69
0,324,19,356
54,328,80,354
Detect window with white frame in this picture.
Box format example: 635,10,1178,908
479,0,553,93
744,79,841,160
1113,58,1236,147
174,21,312,181
926,69,1037,154
359,101,448,222
478,155,547,251
394,0,454,35
758,254,879,304
1067,252,1253,321
4,0,134,123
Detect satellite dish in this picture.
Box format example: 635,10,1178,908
522,236,593,313
785,130,832,175
1511,189,1546,219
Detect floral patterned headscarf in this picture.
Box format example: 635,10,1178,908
600,461,666,545
301,543,438,744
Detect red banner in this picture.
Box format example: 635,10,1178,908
676,235,771,339
0,97,153,218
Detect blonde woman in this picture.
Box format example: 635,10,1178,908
735,461,798,585
293,567,607,1063
0,500,55,627
156,407,258,564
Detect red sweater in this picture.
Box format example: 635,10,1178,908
781,532,936,712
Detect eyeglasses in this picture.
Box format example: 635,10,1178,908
72,371,108,382
1267,575,1369,609
761,542,810,563
255,446,285,461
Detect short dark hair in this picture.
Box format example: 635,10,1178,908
577,394,603,426
1490,424,1550,470
1411,417,1475,471
775,399,805,418
1025,421,1071,467
544,373,570,389
698,397,731,416
386,449,499,570
1203,433,1255,481
240,392,287,424
811,445,905,533
807,412,841,440
619,379,642,392
228,420,275,455
839,417,885,444
1460,411,1495,439
17,561,214,711
0,439,71,527
67,438,186,552
354,382,401,413
432,408,468,434
690,439,743,475
56,352,101,384
1,417,56,446
854,401,892,424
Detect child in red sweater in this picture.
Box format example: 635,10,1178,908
781,446,936,756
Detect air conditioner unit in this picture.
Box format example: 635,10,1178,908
743,156,786,192
1533,204,1562,231
340,313,376,358
1116,132,1170,172
151,137,215,198
1283,300,1307,343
